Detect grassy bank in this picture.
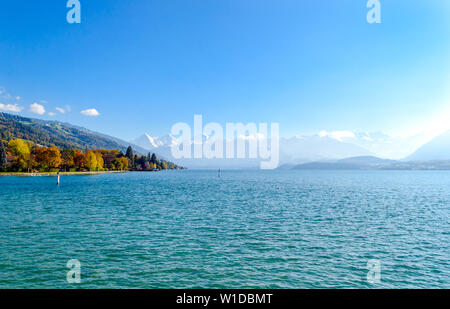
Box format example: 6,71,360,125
0,171,128,177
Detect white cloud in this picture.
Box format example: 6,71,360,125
15,96,21,101
48,112,56,116
0,87,4,95
30,102,46,115
56,107,66,114
319,130,355,142
80,108,100,116
0,103,23,113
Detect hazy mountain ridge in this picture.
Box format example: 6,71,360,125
336,131,428,160
279,135,374,163
290,156,450,170
406,130,450,161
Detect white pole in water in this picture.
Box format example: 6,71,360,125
57,172,60,185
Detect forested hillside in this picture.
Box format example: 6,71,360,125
0,112,146,153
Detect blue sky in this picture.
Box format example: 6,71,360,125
0,0,449,140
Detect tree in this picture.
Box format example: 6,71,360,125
161,161,168,170
120,157,129,170
33,146,62,171
150,153,157,164
46,147,62,169
112,158,121,170
126,146,134,167
135,155,145,167
95,151,104,170
61,149,76,171
8,139,32,171
33,146,49,170
134,154,139,169
0,142,7,171
102,153,117,170
113,157,129,171
85,151,98,171
73,152,87,170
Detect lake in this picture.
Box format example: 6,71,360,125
0,170,449,288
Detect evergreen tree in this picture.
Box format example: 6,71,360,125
134,154,139,168
150,153,157,164
125,146,134,167
0,142,7,171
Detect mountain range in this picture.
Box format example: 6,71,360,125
131,130,447,168
3,111,450,169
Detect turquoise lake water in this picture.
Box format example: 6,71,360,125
0,170,449,288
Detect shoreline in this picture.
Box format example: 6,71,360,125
0,171,129,177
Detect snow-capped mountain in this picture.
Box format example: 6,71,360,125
132,133,178,150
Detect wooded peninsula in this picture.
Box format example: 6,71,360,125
0,139,183,174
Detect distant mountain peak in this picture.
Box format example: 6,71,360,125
143,133,163,148
133,133,179,151
406,130,450,161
